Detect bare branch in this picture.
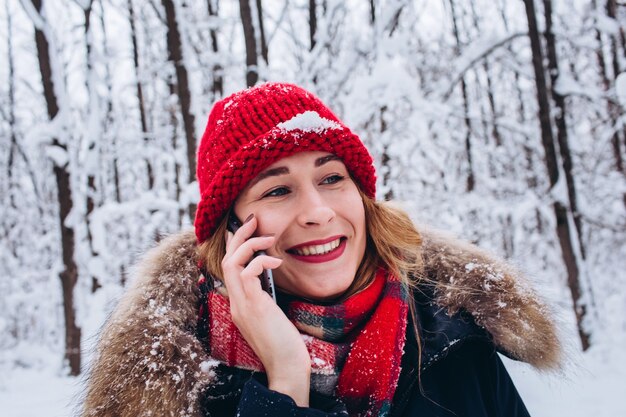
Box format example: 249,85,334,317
442,31,526,100
148,0,166,24
18,0,45,29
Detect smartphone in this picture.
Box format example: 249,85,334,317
227,212,277,302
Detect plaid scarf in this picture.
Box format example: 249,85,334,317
198,268,408,417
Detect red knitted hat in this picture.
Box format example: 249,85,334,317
194,82,376,243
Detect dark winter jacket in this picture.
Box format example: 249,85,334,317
81,228,560,417
196,287,530,417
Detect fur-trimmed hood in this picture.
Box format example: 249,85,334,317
81,229,560,417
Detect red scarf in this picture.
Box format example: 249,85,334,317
200,269,408,416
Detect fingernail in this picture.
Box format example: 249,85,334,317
244,213,254,224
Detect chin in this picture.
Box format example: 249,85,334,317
299,282,352,302
275,268,356,302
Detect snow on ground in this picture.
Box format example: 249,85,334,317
505,345,626,417
1,331,624,417
0,367,81,417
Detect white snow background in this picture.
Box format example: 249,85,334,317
1,0,625,415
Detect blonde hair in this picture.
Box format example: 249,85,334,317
196,191,425,298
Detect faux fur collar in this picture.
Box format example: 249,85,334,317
419,227,561,370
81,228,560,417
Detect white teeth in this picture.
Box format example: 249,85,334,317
295,239,341,256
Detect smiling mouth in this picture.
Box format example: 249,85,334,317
290,238,342,256
286,237,347,264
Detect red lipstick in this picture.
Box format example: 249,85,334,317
288,236,344,251
287,236,347,264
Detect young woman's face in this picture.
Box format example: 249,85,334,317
233,151,367,301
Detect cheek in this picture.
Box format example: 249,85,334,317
254,208,290,238
346,196,367,257
343,192,366,231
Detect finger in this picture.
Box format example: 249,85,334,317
240,255,282,281
222,236,275,303
240,258,282,300
228,235,276,268
220,265,245,302
226,214,257,253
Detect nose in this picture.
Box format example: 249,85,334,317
296,187,335,226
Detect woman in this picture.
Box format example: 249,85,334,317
82,83,561,417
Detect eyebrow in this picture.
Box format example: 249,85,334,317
315,154,341,166
248,154,342,188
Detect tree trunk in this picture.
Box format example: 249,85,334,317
607,0,623,77
7,1,18,212
255,0,268,64
523,0,591,351
6,3,41,214
470,3,502,147
449,0,475,192
496,1,527,128
97,0,118,207
162,0,197,221
169,81,184,229
609,0,626,59
128,0,154,190
207,0,223,97
98,0,114,121
484,60,502,147
593,0,625,204
543,0,587,258
82,0,102,294
379,106,394,201
607,0,626,58
240,0,258,86
606,0,626,200
101,0,122,284
498,0,535,190
309,0,317,50
32,0,81,374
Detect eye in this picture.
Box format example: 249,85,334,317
321,174,345,185
262,186,290,198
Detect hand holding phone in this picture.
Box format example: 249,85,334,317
227,213,277,302
222,212,310,405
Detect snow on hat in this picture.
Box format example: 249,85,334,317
194,82,376,243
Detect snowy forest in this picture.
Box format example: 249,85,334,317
1,0,625,414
